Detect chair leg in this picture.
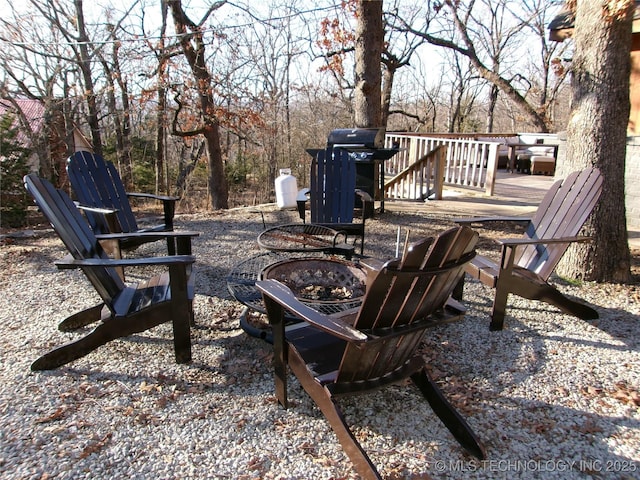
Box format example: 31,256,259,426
171,303,192,365
58,304,105,332
411,368,486,460
452,275,465,301
287,348,381,480
169,265,192,364
491,278,599,331
32,311,168,371
32,318,130,370
490,280,510,331
262,296,289,408
166,237,176,256
529,283,599,320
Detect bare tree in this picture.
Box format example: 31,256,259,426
234,2,304,180
166,0,229,210
155,2,170,194
354,0,383,127
0,2,83,176
518,0,572,129
141,1,174,194
381,1,426,127
67,0,103,154
314,0,423,130
386,61,445,132
394,0,563,132
557,0,632,283
95,7,139,188
442,51,484,132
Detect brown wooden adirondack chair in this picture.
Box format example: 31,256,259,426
24,174,198,371
454,167,603,331
256,226,485,480
67,151,179,255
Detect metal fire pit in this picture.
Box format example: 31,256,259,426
260,257,367,305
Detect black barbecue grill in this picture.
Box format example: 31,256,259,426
306,127,399,212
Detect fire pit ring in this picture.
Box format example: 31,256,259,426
260,257,367,304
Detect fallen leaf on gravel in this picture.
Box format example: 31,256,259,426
247,456,266,471
139,381,161,393
298,441,317,456
582,385,603,397
610,381,640,406
576,418,604,435
35,406,68,424
78,433,112,459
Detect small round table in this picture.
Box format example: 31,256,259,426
257,223,354,257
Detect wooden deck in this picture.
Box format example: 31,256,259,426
383,170,640,249
384,170,553,218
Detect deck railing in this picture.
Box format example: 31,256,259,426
384,132,500,198
383,144,447,201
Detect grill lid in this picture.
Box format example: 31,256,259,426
327,128,385,148
306,127,399,161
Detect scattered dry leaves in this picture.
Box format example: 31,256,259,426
78,433,112,459
609,381,640,406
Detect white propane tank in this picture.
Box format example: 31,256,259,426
275,168,298,209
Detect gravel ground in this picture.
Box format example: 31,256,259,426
1,205,639,480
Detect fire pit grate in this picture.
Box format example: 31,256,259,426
260,257,367,305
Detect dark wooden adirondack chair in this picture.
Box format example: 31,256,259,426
454,167,603,331
67,151,178,255
256,226,485,479
24,174,198,371
297,147,374,254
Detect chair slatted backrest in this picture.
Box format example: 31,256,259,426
514,167,603,279
24,174,125,306
309,148,357,224
336,226,478,384
67,151,139,234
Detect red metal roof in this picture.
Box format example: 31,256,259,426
0,98,46,148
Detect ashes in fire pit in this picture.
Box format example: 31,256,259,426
260,258,367,304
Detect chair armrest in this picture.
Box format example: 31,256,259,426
296,188,310,221
496,236,592,278
455,216,532,226
95,230,200,241
75,203,118,215
55,254,196,269
126,192,179,202
96,231,198,257
126,192,178,229
354,189,373,203
357,256,385,272
497,235,592,247
296,188,310,202
76,204,123,233
256,279,368,343
355,189,374,219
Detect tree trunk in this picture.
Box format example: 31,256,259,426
74,0,102,156
486,84,498,133
354,0,382,128
167,0,228,209
381,65,394,128
156,1,169,195
558,0,632,282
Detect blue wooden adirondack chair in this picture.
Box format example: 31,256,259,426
67,151,178,255
297,147,374,255
24,174,198,370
